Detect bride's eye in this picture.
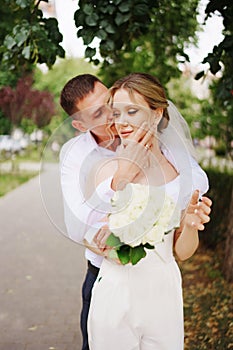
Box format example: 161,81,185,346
112,109,121,118
128,108,138,116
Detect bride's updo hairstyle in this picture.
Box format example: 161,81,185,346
107,73,169,132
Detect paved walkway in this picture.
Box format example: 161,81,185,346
0,163,86,350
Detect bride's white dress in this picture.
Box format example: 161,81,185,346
87,177,185,350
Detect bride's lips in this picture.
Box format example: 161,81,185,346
120,130,133,138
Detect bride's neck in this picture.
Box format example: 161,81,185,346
150,140,164,162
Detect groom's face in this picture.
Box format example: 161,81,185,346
72,82,117,141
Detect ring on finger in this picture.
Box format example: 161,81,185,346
145,144,150,150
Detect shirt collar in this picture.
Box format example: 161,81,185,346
85,130,115,156
85,130,99,151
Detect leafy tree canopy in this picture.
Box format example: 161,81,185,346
34,58,98,104
0,0,65,81
74,0,200,85
195,0,233,157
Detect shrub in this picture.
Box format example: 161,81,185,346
200,167,233,248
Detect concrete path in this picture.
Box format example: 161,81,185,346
0,163,87,350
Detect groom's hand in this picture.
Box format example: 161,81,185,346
93,225,111,251
83,225,112,257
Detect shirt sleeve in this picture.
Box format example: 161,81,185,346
84,176,115,243
60,136,102,243
60,137,115,243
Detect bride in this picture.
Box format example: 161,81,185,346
85,73,211,350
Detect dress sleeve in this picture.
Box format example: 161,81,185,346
189,157,209,196
163,147,209,196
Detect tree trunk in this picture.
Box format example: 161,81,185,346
223,187,233,282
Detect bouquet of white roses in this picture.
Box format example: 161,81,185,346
106,183,180,265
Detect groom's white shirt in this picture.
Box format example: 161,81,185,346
60,130,209,268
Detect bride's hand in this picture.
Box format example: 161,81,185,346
183,190,212,230
112,122,156,190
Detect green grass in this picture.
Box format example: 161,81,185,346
0,172,37,197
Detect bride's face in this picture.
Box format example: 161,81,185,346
112,88,155,141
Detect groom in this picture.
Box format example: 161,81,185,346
59,74,210,350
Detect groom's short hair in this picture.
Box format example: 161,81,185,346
60,74,102,116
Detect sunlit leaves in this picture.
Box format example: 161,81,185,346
0,0,65,73
85,47,96,59
74,0,200,86
3,35,16,50
74,0,155,62
22,46,30,60
15,0,31,9
118,2,131,13
83,3,94,15
78,28,96,46
196,0,233,163
115,13,131,26
85,13,99,26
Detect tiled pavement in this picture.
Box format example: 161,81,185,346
0,163,86,350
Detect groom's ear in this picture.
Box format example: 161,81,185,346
72,119,87,132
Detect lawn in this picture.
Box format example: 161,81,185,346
0,172,37,197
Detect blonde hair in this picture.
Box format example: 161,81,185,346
108,73,169,131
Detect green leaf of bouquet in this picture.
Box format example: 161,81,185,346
108,249,119,260
117,245,130,265
106,233,121,248
130,245,146,265
144,243,154,249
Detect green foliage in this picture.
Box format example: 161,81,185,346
0,0,65,76
201,0,233,77
20,117,37,135
34,58,98,103
74,0,200,85
200,166,233,248
167,75,204,139
0,171,37,197
106,232,121,248
195,0,233,157
33,57,98,130
106,233,152,265
199,95,233,156
0,111,12,134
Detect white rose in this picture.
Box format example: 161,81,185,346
109,183,181,248
142,224,167,245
